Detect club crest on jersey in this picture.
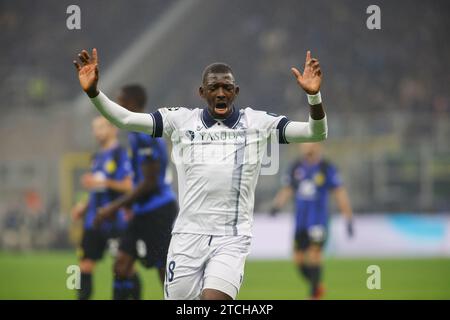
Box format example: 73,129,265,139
314,172,325,186
105,159,117,174
185,130,195,141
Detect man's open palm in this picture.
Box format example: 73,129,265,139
291,51,322,95
73,48,99,97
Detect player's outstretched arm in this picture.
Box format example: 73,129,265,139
333,186,354,237
270,186,293,216
73,49,154,134
71,201,88,221
284,51,327,143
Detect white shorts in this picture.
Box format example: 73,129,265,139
164,233,251,300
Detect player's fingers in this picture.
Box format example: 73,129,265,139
92,48,98,64
81,50,92,65
311,61,320,69
305,50,311,63
307,60,319,69
73,60,81,71
291,67,302,79
78,53,89,65
307,58,317,65
81,49,90,61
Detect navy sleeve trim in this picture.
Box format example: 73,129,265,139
276,117,290,144
151,111,163,138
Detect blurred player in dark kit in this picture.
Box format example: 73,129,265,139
94,85,178,299
271,142,353,299
71,116,133,299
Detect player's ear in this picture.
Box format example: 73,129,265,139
234,85,240,96
199,86,205,98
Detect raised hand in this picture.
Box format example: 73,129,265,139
291,50,322,95
73,48,99,98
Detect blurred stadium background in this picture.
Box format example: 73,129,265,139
0,0,449,299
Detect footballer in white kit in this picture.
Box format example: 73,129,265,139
156,105,289,299
74,48,327,300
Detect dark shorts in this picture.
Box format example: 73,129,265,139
79,228,121,261
119,200,178,269
294,225,327,251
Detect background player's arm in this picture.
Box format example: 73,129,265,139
332,186,354,237
333,186,353,220
284,51,327,143
104,176,133,193
73,49,154,134
270,186,294,215
81,173,132,193
95,161,160,224
71,201,88,221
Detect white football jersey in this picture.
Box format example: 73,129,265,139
151,106,290,236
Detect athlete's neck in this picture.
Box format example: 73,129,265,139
305,156,321,166
101,138,118,151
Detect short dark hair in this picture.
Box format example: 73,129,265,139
202,62,234,84
120,84,147,109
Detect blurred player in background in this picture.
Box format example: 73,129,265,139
270,142,353,299
74,48,328,300
93,84,178,299
71,116,133,300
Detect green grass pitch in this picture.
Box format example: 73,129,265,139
0,251,449,299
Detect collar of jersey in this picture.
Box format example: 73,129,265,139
201,106,240,129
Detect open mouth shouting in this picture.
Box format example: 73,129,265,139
214,102,229,115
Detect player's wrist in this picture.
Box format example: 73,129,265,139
86,87,100,98
306,91,322,105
